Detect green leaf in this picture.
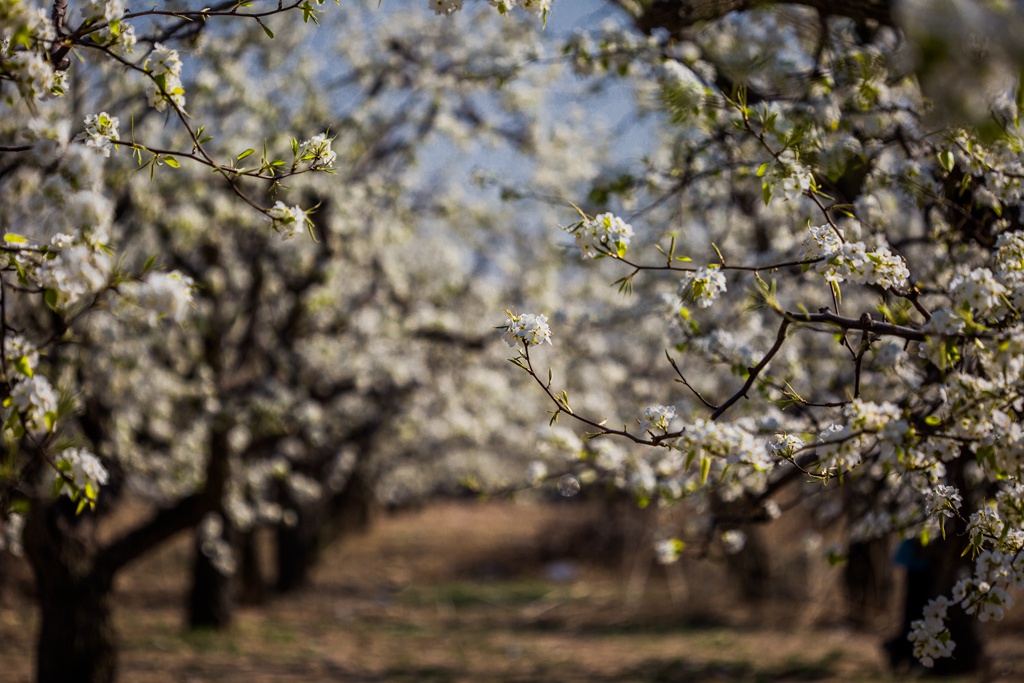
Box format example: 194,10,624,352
756,161,770,177
3,233,27,244
938,149,955,173
257,18,274,39
700,456,710,485
14,355,33,378
44,411,56,432
762,182,772,206
163,156,180,168
237,148,256,161
44,289,59,312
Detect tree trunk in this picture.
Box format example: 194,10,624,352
710,494,771,602
187,529,233,629
275,472,375,593
236,529,266,606
21,425,232,681
275,504,318,593
723,526,771,601
23,502,117,683
843,537,893,628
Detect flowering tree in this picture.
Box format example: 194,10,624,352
0,1,574,681
489,0,1024,673
8,0,1024,679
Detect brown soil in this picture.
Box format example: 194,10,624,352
1,498,1022,682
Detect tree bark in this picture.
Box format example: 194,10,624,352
843,537,893,628
275,471,375,593
186,529,234,629
236,529,266,606
24,503,117,683
23,425,232,683
275,512,316,593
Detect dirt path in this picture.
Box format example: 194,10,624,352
1,499,1022,682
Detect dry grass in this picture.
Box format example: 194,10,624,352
1,498,1023,682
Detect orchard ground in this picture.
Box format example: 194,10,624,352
2,498,1024,682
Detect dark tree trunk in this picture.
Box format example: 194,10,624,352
187,529,233,629
844,538,893,628
275,522,310,592
710,494,771,602
20,425,231,682
275,504,319,593
723,526,771,601
236,529,266,606
23,502,117,683
275,471,375,594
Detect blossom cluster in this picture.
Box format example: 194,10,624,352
500,311,552,348
639,404,676,433
77,112,120,158
118,271,196,324
147,43,186,111
909,596,956,667
563,212,634,259
81,0,137,53
764,149,815,202
56,448,110,503
39,232,114,308
268,201,312,240
297,132,337,170
8,375,58,434
802,225,910,289
678,265,727,308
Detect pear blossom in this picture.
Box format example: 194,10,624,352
564,212,634,259
678,265,726,308
500,311,552,347
267,201,311,240
77,112,120,157
639,404,676,433
10,374,58,433
297,132,337,169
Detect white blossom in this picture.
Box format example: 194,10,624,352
297,132,337,169
639,404,676,433
500,311,552,347
267,201,311,240
564,212,634,259
76,112,120,157
679,265,726,308
10,374,58,433
56,448,110,496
